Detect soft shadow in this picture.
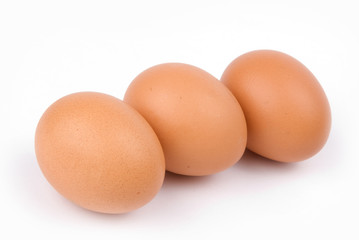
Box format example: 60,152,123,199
235,149,299,173
162,171,213,189
145,171,218,221
75,205,135,220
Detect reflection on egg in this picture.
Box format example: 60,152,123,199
124,63,247,176
35,92,165,214
221,50,331,162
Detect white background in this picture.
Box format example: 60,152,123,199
1,0,358,239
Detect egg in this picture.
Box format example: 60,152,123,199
221,50,331,162
35,92,165,214
124,63,247,176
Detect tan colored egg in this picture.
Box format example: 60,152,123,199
35,92,165,214
221,50,331,162
124,63,247,176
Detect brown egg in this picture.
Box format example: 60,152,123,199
221,50,331,162
35,92,165,214
124,63,247,176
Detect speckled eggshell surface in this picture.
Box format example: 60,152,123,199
124,63,247,176
221,50,331,162
35,92,165,214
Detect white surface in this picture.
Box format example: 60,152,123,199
1,0,358,239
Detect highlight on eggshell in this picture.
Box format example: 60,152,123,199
221,50,331,162
124,63,247,176
35,92,165,214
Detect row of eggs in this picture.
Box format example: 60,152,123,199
35,50,331,214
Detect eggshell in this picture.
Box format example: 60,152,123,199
221,50,331,162
35,92,165,214
124,63,247,176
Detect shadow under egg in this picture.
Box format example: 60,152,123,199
234,149,300,174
